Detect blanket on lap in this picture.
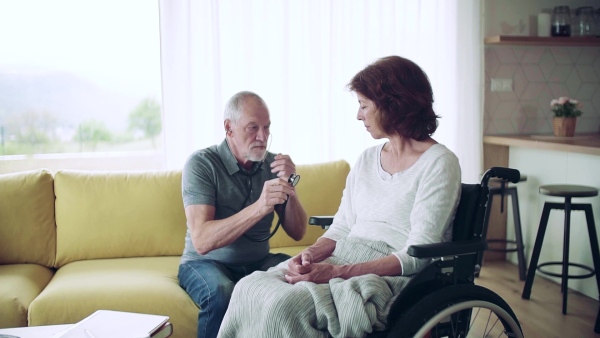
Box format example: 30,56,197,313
218,237,412,338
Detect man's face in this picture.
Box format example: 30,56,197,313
227,98,271,165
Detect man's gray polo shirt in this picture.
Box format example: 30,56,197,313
180,139,277,266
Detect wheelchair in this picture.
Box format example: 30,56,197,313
309,167,524,338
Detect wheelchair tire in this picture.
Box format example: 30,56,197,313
386,284,523,338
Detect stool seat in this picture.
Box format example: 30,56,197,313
540,185,598,198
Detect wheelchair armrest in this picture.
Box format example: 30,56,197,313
308,216,333,229
407,239,488,259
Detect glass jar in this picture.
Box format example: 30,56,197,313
551,5,571,37
575,6,595,36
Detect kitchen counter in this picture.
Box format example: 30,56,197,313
483,133,600,156
481,132,600,262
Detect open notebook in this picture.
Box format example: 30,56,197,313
52,310,170,338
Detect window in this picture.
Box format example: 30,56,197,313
158,1,483,182
0,0,162,173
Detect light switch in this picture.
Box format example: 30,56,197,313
491,78,513,92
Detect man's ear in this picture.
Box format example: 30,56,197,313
224,120,231,134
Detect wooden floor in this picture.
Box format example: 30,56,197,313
476,260,600,337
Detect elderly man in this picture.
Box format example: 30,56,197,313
178,91,307,338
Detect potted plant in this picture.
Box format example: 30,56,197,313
550,96,583,137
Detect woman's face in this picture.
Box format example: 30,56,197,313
356,92,384,139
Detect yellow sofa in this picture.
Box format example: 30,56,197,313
0,159,350,338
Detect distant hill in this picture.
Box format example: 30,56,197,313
0,70,146,131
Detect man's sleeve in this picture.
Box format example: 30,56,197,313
182,154,216,207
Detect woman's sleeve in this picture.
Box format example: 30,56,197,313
394,152,462,275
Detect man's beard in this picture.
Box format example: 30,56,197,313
246,142,267,162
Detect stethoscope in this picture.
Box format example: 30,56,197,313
245,172,300,242
225,134,301,242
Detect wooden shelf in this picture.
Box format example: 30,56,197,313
485,35,600,46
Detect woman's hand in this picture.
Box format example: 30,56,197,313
284,262,340,284
285,237,338,283
287,251,313,275
286,254,403,285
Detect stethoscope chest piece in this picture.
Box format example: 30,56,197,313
288,173,300,187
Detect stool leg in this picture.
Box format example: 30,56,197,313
561,197,572,314
510,188,527,281
523,202,553,299
581,205,600,333
582,205,600,298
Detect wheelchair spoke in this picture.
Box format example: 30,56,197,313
415,302,521,338
469,306,505,337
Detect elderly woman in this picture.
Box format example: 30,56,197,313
216,55,461,338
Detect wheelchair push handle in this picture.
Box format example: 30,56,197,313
308,216,334,229
481,167,520,187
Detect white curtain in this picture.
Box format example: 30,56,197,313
158,0,483,183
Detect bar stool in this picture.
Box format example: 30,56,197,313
477,175,528,280
522,184,600,317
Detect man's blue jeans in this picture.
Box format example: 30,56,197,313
178,253,290,338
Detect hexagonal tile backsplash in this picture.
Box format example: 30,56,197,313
485,46,600,135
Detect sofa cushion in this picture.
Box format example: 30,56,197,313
28,256,198,338
54,170,187,267
0,264,54,328
0,169,56,267
268,159,350,249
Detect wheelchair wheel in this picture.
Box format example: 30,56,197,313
387,284,523,338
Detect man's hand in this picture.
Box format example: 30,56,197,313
255,177,296,215
271,154,296,179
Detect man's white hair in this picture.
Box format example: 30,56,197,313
224,91,268,124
